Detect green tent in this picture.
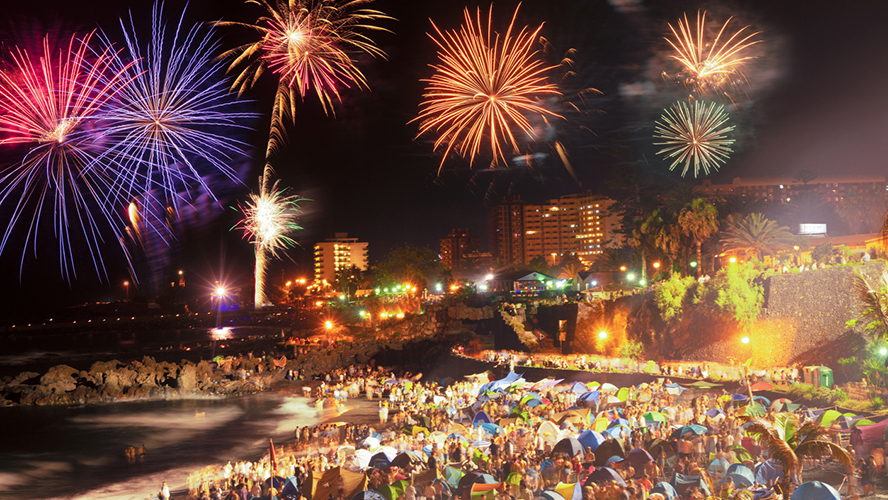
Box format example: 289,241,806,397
376,480,408,500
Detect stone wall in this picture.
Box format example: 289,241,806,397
761,261,886,365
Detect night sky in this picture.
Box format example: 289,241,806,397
1,0,887,318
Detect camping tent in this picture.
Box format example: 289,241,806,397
790,481,841,500
669,473,711,496
650,482,678,500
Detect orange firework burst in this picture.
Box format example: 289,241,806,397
218,0,392,116
413,5,562,172
664,10,761,98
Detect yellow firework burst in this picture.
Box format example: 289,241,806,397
413,5,562,172
664,10,761,98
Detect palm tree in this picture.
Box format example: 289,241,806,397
721,213,794,261
742,413,851,498
679,198,719,277
559,262,584,291
853,269,888,341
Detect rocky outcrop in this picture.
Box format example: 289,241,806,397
447,304,494,321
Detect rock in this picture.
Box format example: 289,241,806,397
177,363,198,393
40,365,79,393
12,371,40,385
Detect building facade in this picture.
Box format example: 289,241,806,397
699,175,887,203
313,233,368,285
489,193,622,266
440,228,479,274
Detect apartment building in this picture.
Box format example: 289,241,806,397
313,233,368,284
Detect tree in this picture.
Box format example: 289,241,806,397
836,185,888,234
721,213,794,261
559,262,584,291
375,245,449,291
527,256,552,275
679,198,719,277
742,413,850,498
592,247,629,272
853,269,888,341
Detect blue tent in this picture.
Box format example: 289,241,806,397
475,422,503,436
608,418,630,429
577,430,605,452
569,381,589,394
478,371,525,395
754,460,784,486
473,411,493,424
280,476,300,500
578,391,601,404
670,473,711,496
369,452,392,469
553,437,585,459
602,427,625,439
705,408,725,418
707,457,730,478
670,425,707,439
351,491,386,500
790,481,841,500
723,464,754,488
650,482,678,500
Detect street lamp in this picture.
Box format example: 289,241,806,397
620,265,627,272
741,336,750,344
325,320,333,330
626,273,635,281
123,281,129,301
598,330,608,340
880,347,887,356
729,257,737,264
653,262,660,270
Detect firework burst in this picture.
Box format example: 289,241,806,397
0,32,135,281
218,0,392,122
96,2,258,214
653,99,735,178
413,5,562,172
234,178,304,307
664,10,761,99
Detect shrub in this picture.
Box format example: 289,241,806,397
654,276,695,321
811,386,832,404
871,396,885,411
831,388,848,403
704,261,764,325
619,340,645,359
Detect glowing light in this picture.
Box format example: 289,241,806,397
598,331,608,340
413,5,561,171
627,273,635,281
729,256,737,263
741,336,750,345
690,261,698,268
620,266,627,272
395,312,404,319
639,279,646,285
435,284,443,291
0,31,136,280
325,320,333,330
881,348,888,356
234,179,304,307
654,99,735,177
653,262,661,269
215,286,227,296
664,10,761,98
485,274,494,280
212,327,232,340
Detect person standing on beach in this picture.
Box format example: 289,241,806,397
159,481,170,500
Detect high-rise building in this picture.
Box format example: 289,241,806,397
440,228,479,274
488,195,526,266
313,233,368,285
489,192,621,266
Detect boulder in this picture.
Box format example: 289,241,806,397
177,363,198,393
40,365,79,393
12,371,40,385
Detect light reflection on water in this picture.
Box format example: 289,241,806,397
0,391,320,500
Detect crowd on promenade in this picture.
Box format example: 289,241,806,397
184,356,866,500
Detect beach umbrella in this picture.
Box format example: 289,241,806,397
552,437,584,458
554,482,582,500
584,467,625,487
670,425,707,439
534,492,565,500
577,430,606,452
351,491,386,500
790,481,841,500
750,382,773,391
650,482,678,500
444,467,465,490
643,412,667,423
626,448,654,470
705,408,725,418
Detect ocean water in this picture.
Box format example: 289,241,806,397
0,392,321,499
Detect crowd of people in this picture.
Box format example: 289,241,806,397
183,356,866,500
